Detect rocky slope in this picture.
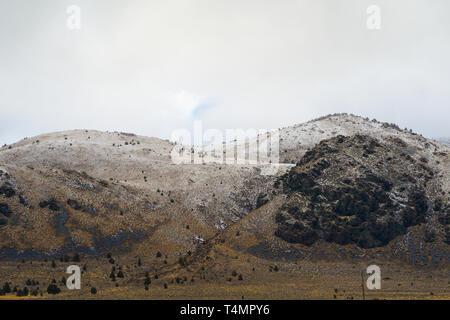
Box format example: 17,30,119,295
0,114,448,266
276,134,447,248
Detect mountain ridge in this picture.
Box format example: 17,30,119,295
0,114,448,267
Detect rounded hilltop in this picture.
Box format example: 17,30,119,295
0,115,448,267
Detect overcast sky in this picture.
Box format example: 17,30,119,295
1,0,449,146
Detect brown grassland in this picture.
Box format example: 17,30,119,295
0,243,448,300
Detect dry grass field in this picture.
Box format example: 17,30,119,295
0,245,448,300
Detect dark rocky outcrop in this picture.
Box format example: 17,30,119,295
256,193,269,209
67,199,82,211
39,198,60,211
0,203,12,217
275,135,437,249
0,185,15,198
19,195,28,206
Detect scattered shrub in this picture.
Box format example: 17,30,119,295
47,284,61,295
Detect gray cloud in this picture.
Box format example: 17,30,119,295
1,0,449,146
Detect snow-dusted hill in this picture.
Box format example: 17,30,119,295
0,114,448,264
